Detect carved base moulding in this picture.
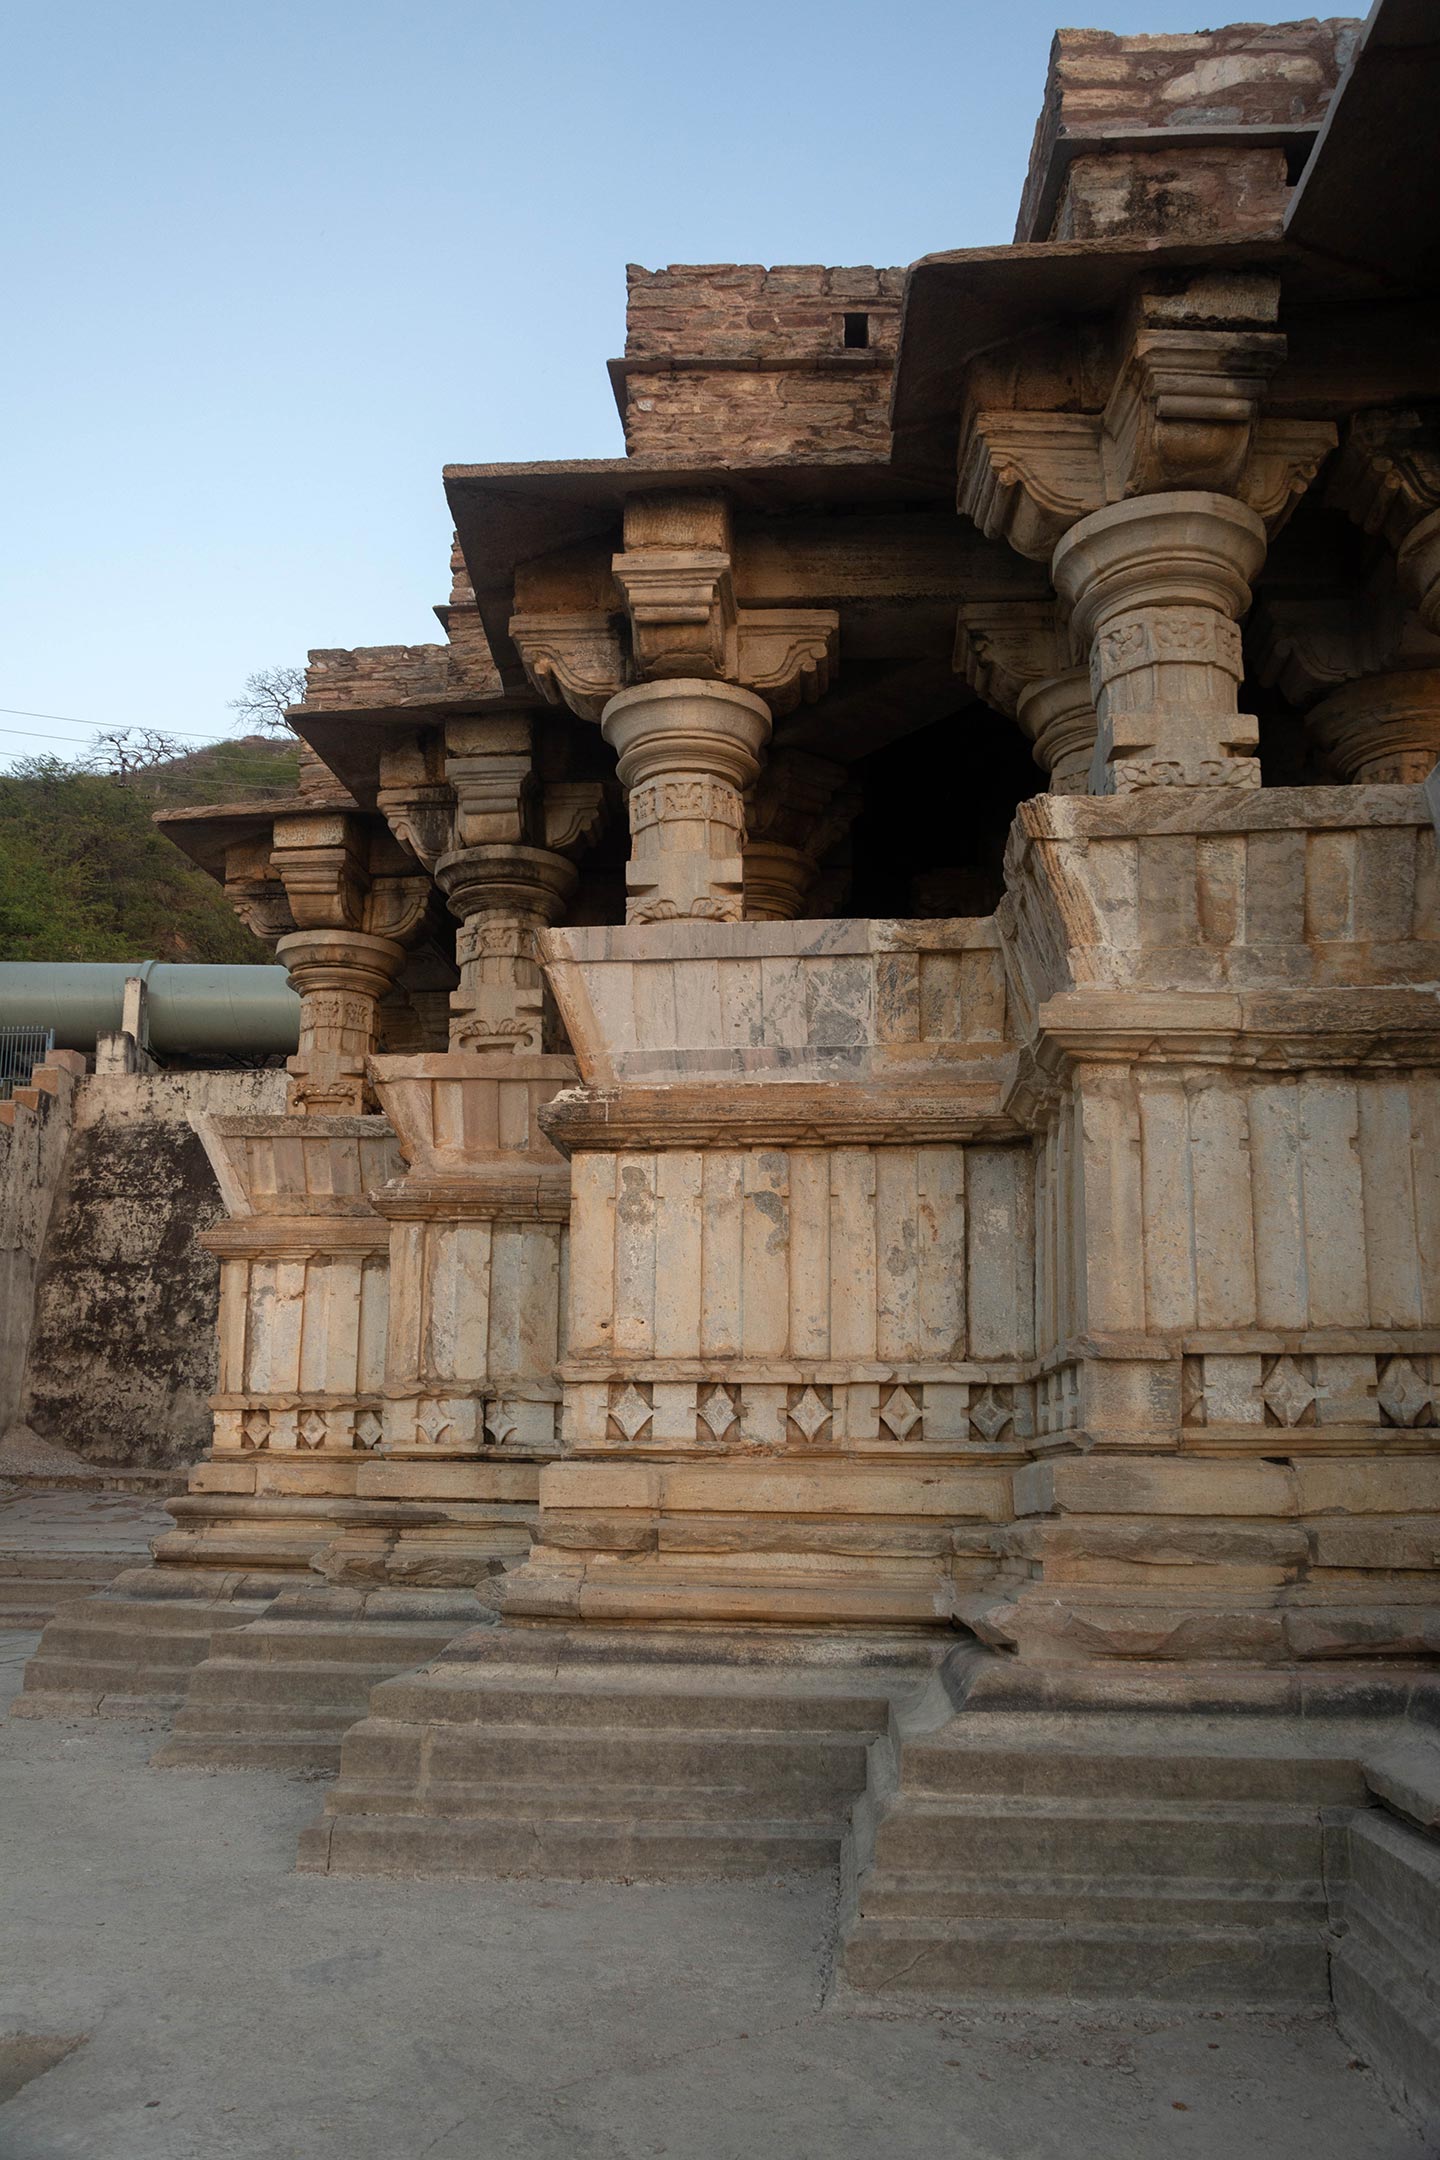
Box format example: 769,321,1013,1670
560,1370,1035,1458
380,1388,562,1458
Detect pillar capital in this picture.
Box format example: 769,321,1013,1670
510,492,836,723
956,599,1098,794
958,275,1334,564
1328,409,1440,632
602,679,771,924
1052,491,1267,793
1308,668,1440,785
1015,669,1098,795
267,811,430,1113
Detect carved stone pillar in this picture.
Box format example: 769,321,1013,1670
742,751,857,920
957,277,1336,792
374,707,604,1052
1015,670,1097,794
956,600,1098,795
509,492,838,921
601,679,771,924
435,844,577,1050
1051,493,1267,793
1402,516,1440,635
269,807,429,1114
275,928,410,1114
1308,669,1440,784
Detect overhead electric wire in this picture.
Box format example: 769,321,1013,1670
0,723,234,748
0,706,242,744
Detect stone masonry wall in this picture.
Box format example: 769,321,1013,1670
18,1069,287,1468
621,264,904,465
1016,18,1361,242
305,544,500,710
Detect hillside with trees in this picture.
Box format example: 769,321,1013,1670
0,733,301,963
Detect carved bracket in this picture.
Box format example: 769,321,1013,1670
510,614,626,724
959,278,1335,568
543,780,609,858
1102,325,1285,500
955,599,1076,717
510,604,838,723
958,412,1105,562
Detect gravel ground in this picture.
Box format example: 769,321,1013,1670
1,1631,1435,2160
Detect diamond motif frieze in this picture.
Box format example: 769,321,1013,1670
967,1386,1014,1444
577,1378,1048,1454
297,1411,328,1451
608,1383,654,1443
240,1409,270,1452
879,1385,923,1442
697,1385,739,1442
353,1409,383,1450
415,1400,456,1447
482,1399,520,1448
1260,1357,1321,1429
786,1385,833,1443
1377,1357,1437,1429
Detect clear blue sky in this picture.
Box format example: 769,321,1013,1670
1,0,1299,764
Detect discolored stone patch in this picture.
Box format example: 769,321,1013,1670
0,2034,86,2106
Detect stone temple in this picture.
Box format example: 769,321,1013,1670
14,0,1440,2121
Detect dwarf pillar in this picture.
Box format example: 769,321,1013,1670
436,844,577,1050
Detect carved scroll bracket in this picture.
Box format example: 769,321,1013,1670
956,599,1098,794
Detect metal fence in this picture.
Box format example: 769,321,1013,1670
0,1025,55,1101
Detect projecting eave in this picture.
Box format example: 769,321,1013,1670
442,457,949,684
288,695,536,811
891,0,1438,486
889,234,1324,482
1283,0,1440,291
153,799,302,881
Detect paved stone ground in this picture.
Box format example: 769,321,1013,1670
0,1489,169,1553
1,1633,1435,2160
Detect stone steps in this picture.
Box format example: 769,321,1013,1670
300,1625,934,1880
841,1914,1331,2004
370,1668,894,1733
839,1703,1367,2009
0,1555,137,1628
852,1867,1327,1931
1326,1769,1440,2127
299,1811,844,1881
323,1713,869,1817
151,1596,489,1774
10,1585,280,1718
865,1794,1325,1877
161,1697,363,1734
894,1720,1368,1805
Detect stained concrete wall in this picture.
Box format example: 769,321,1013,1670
0,1057,83,1441
11,1069,286,1468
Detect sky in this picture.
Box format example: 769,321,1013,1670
1,0,1303,766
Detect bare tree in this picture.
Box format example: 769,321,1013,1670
228,664,305,736
83,727,188,781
